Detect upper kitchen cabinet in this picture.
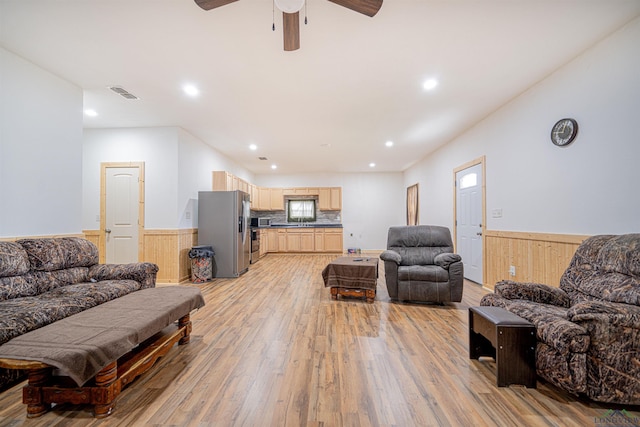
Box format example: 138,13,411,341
283,187,319,196
318,187,342,210
256,187,284,211
212,171,247,193
270,188,284,210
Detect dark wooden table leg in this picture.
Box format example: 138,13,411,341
23,367,52,418
94,361,119,418
178,314,192,345
365,289,375,303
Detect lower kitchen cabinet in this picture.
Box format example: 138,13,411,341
264,228,342,254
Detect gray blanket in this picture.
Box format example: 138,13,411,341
0,286,205,386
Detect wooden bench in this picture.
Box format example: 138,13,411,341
0,286,204,418
469,306,536,388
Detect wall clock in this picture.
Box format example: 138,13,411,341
551,118,578,147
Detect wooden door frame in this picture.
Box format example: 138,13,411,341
100,162,145,263
453,155,486,286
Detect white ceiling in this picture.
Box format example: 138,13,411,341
2,1,640,174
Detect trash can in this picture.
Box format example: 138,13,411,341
188,245,215,284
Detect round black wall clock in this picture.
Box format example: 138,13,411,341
551,118,578,147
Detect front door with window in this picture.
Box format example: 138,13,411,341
456,163,483,284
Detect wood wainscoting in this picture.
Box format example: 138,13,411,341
83,228,197,284
83,230,102,259
484,230,589,290
143,229,198,284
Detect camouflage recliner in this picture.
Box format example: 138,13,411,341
481,234,640,404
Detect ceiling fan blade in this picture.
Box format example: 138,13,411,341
283,12,300,51
327,0,383,17
194,0,239,11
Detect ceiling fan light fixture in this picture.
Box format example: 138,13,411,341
274,0,305,13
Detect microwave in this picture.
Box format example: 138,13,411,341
251,217,272,227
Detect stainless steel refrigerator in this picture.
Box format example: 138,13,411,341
198,190,251,278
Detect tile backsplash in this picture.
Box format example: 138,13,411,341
251,196,341,224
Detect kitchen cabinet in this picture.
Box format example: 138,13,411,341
314,229,325,251
277,229,287,251
258,187,270,210
211,171,245,193
249,184,259,207
283,187,319,196
270,188,284,210
212,171,338,212
238,179,249,194
259,231,268,257
212,171,231,191
262,228,342,254
324,229,343,252
267,229,279,252
318,187,342,210
284,229,317,252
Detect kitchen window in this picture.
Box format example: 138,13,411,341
288,199,316,223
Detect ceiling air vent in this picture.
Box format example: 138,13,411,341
108,86,139,100
258,157,268,161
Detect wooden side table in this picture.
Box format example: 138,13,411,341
469,306,536,388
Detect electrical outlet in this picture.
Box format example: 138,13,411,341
492,208,503,218
509,266,516,276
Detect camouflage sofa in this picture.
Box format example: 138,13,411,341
0,237,158,391
481,234,640,404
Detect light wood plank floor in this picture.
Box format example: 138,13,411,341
0,254,638,426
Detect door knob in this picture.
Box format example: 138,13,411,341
105,229,112,234
476,232,482,236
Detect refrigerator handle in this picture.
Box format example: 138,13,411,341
239,216,243,233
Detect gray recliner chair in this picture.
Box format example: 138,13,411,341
380,225,464,303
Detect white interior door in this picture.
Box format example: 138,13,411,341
105,167,139,263
456,164,483,284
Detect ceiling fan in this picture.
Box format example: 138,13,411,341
194,0,383,51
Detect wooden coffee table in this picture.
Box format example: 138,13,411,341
321,256,378,303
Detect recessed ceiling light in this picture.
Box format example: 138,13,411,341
249,144,257,151
423,78,439,91
369,162,376,168
385,140,394,147
271,164,277,170
84,109,98,117
183,84,200,97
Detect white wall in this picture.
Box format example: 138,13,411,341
177,128,254,228
255,172,405,250
83,127,253,230
83,127,179,230
405,17,640,235
0,48,83,237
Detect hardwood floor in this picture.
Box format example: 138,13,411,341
0,254,638,426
